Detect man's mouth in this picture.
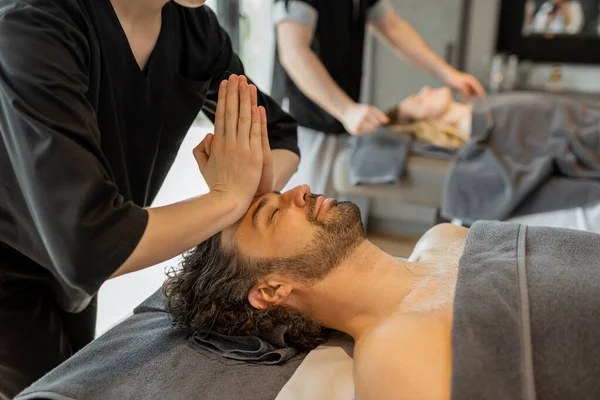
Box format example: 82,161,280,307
314,196,334,220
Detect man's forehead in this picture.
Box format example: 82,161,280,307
220,191,282,246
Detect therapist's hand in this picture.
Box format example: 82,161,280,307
443,69,486,101
246,80,274,199
557,3,572,25
254,107,273,198
194,74,263,214
341,103,390,135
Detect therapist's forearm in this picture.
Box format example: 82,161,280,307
272,149,300,191
280,47,355,122
110,191,241,279
372,13,454,81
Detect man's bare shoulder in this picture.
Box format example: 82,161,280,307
409,223,468,264
354,314,451,400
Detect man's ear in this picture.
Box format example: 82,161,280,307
248,276,293,310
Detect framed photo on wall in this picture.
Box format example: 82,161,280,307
497,0,600,64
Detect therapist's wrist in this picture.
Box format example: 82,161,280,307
434,63,456,83
436,63,458,84
336,99,357,122
205,189,248,224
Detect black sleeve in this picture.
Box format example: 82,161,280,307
0,5,148,308
199,7,300,157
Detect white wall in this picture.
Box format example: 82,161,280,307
464,0,502,84
205,0,217,11
240,0,275,93
369,0,462,109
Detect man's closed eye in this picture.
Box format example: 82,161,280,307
269,208,280,224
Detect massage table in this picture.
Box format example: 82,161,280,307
335,92,600,236
334,147,600,236
16,289,358,400
89,316,356,399
17,222,600,400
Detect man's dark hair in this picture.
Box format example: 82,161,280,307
162,233,329,351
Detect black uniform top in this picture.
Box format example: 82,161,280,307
0,0,299,312
272,0,391,134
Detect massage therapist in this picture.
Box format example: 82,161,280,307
0,0,299,397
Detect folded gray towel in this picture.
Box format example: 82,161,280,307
348,127,456,186
348,128,411,185
193,324,299,365
144,286,300,365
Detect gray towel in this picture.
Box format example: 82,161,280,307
133,289,299,364
442,93,600,224
193,324,299,364
348,128,411,185
348,127,455,186
452,220,600,400
16,290,305,400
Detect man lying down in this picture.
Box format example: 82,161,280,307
369,85,600,223
17,186,600,400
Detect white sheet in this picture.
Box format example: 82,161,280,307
276,335,355,400
509,202,600,233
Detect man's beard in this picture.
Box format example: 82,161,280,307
274,195,366,283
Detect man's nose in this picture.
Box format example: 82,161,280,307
282,185,311,208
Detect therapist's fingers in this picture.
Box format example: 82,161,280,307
367,108,387,130
260,106,271,154
249,84,261,152
469,76,486,98
225,75,240,143
366,121,379,134
457,82,472,102
250,84,258,108
193,135,211,168
371,106,390,124
250,106,262,152
204,133,213,156
365,113,382,130
238,75,252,105
357,120,378,135
214,80,228,141
237,80,252,144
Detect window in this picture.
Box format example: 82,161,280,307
239,0,276,93
210,0,275,93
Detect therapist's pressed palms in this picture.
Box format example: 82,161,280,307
248,81,274,199
194,74,264,215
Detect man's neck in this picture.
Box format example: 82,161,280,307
298,241,436,340
109,0,167,71
110,0,167,25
